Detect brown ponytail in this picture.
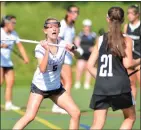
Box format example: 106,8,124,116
107,7,126,57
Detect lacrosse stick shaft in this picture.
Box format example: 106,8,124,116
128,67,141,77
1,39,66,48
19,39,66,48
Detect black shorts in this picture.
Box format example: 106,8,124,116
30,83,66,99
78,53,90,61
90,92,135,111
0,66,14,71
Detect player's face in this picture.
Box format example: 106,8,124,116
68,7,79,21
127,8,139,22
83,26,91,32
44,20,60,40
6,18,16,32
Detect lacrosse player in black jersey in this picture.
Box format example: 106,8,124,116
87,7,140,130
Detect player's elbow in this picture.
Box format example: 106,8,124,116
39,67,46,73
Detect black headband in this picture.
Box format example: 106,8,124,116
44,21,61,28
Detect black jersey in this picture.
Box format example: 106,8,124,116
94,34,131,95
79,32,96,54
127,22,141,59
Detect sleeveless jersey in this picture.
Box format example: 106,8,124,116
32,40,67,91
94,34,131,95
127,21,141,56
79,31,96,54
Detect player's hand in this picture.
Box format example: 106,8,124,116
40,40,49,51
66,44,77,52
24,58,29,64
1,43,9,48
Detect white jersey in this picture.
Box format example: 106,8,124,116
0,28,20,67
32,40,68,91
58,19,75,65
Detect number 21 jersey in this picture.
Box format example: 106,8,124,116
94,34,131,95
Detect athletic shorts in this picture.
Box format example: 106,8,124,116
30,83,66,99
78,53,91,61
0,66,14,71
90,92,135,111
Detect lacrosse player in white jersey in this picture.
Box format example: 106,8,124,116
13,18,80,130
0,15,29,111
52,4,79,114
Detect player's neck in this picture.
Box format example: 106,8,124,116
3,27,11,34
84,31,90,36
131,19,140,25
47,38,57,44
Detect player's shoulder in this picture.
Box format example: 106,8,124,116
60,19,67,27
1,27,3,32
1,28,5,35
98,35,104,41
123,33,131,40
97,35,104,50
123,33,132,42
124,23,128,27
11,30,18,37
78,31,84,37
91,32,97,37
35,44,45,51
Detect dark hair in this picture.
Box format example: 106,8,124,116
44,17,60,28
0,15,16,27
66,5,79,12
128,4,140,14
107,7,125,57
65,5,79,25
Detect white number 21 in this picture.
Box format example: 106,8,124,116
99,54,113,77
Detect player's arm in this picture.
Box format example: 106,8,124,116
87,38,99,78
123,37,140,69
74,36,81,47
89,32,97,52
16,42,29,64
0,43,9,48
37,42,49,73
123,24,128,34
65,43,81,58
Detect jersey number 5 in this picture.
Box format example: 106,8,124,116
53,65,58,71
99,54,113,77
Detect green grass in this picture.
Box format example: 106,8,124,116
1,87,140,129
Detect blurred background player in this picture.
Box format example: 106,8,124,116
124,5,140,100
0,15,29,110
74,19,97,89
52,5,79,113
13,18,80,130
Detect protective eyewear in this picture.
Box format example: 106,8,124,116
44,22,61,28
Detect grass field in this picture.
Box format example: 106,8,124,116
1,86,140,129
1,2,141,130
